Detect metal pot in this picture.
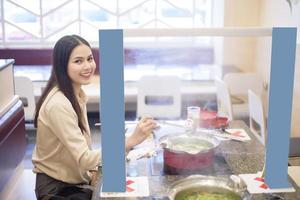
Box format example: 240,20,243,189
159,132,220,174
168,175,250,200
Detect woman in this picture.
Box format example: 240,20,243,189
32,35,157,200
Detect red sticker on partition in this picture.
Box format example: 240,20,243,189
254,177,268,189
260,183,268,189
126,180,135,192
254,177,265,182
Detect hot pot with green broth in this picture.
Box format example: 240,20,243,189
175,189,241,200
168,175,250,200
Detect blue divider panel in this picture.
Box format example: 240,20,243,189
265,27,297,188
99,29,125,192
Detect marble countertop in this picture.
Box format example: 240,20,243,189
92,120,299,199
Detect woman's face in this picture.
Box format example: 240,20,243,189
67,44,96,88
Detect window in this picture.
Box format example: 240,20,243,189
0,0,214,46
1,0,222,81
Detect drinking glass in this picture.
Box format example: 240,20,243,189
187,106,201,132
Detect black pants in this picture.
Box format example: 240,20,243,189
35,173,93,200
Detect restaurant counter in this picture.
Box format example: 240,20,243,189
92,120,300,200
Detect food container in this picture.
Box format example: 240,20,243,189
200,109,229,129
168,175,250,200
159,132,220,174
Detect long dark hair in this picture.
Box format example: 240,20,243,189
34,35,92,133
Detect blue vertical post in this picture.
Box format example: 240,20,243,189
265,27,297,188
99,29,125,192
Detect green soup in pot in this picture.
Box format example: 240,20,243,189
170,141,213,154
175,187,241,200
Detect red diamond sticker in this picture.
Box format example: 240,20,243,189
126,180,135,192
254,177,265,182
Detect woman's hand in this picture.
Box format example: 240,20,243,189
125,117,157,152
89,170,98,186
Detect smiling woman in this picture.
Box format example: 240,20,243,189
32,35,100,200
31,35,157,200
67,44,96,94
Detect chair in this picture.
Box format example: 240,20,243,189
248,89,266,145
215,78,233,120
223,73,264,121
14,76,36,129
137,75,181,119
223,73,264,97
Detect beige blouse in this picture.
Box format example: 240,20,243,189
32,86,101,184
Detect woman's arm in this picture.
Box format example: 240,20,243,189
125,117,157,152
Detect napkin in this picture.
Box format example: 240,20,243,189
126,147,157,161
214,129,251,142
